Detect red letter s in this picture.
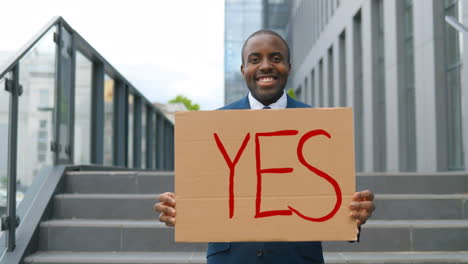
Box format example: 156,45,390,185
288,129,342,222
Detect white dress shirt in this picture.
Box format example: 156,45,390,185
248,91,287,110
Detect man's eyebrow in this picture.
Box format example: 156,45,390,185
270,52,284,57
247,52,261,57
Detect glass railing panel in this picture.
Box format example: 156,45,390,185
0,73,11,227
103,74,114,166
141,104,146,169
74,52,92,164
128,93,134,167
16,27,56,208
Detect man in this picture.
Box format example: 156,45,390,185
155,29,375,264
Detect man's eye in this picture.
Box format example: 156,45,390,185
249,58,259,63
272,57,281,62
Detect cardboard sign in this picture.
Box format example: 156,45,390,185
175,108,357,242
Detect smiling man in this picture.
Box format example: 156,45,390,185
240,31,291,107
155,29,375,264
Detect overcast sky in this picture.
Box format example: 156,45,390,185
0,0,225,110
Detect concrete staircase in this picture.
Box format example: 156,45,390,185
23,171,468,264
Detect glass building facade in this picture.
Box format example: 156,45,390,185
224,0,290,105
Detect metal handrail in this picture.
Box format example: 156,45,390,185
0,16,163,113
0,16,175,254
0,17,61,80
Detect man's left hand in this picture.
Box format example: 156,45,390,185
349,190,375,226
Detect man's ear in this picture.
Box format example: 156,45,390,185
288,63,292,74
241,64,245,75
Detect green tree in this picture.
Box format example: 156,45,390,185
169,95,200,110
287,89,297,99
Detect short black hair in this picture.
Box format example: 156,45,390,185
241,29,291,65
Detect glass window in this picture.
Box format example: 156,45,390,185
353,10,364,172
445,0,463,170
399,0,417,171
372,0,386,172
74,52,92,165
103,74,114,166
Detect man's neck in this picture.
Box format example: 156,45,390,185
248,91,287,109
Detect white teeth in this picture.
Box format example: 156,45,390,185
258,77,274,82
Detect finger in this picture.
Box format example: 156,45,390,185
158,193,176,207
165,205,176,217
154,203,175,216
350,210,371,224
159,213,176,226
356,219,362,226
354,190,374,201
350,201,375,212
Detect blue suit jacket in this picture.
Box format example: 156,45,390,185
207,95,324,264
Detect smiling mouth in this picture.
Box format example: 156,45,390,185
256,76,278,85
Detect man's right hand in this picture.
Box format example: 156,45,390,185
154,192,176,227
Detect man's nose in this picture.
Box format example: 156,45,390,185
259,59,273,72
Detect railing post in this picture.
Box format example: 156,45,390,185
113,80,126,166
146,107,154,169
170,125,174,170
133,97,142,168
91,62,104,164
164,120,170,170
156,114,164,170
2,65,22,251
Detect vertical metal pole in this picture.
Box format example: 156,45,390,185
53,23,63,165
133,96,142,168
146,107,154,169
6,65,20,251
113,80,126,166
170,125,174,170
164,120,170,170
68,31,76,164
157,116,165,170
91,62,104,164
124,86,129,167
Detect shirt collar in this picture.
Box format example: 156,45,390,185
248,91,287,109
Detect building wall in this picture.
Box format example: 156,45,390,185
224,0,264,104
290,0,466,173
224,0,291,104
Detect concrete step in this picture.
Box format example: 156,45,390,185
52,193,468,221
372,194,468,220
323,220,468,252
23,251,468,264
357,172,468,194
53,194,158,220
324,251,468,264
64,171,468,195
23,251,206,264
38,220,207,252
38,219,468,253
64,171,174,194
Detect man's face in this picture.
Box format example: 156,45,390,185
241,34,291,106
